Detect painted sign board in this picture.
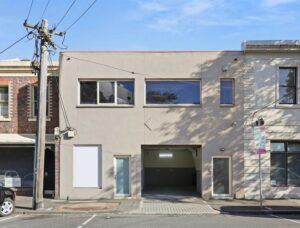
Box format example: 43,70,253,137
253,126,267,154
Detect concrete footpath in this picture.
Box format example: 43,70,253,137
207,199,300,215
14,196,300,215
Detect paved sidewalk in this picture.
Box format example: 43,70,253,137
206,199,300,215
128,198,218,215
15,196,140,214
14,196,300,215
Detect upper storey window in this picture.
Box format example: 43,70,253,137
145,80,201,105
0,86,9,119
220,79,234,105
279,67,297,104
79,80,134,105
32,85,49,117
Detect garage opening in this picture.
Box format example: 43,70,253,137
141,146,201,200
0,145,55,197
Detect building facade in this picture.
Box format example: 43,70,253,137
56,41,299,200
0,60,59,197
242,41,300,199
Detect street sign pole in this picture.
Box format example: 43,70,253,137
259,151,263,208
253,117,265,209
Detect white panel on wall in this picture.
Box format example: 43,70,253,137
73,145,101,188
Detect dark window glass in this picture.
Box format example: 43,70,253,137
271,153,287,186
271,141,300,187
99,81,115,103
288,143,300,152
220,79,234,104
279,68,297,104
213,158,230,194
80,81,97,104
287,154,300,186
33,86,49,116
0,86,9,118
117,81,134,104
146,81,200,104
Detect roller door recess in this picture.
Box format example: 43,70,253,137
142,148,197,187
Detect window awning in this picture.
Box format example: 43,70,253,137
0,134,55,144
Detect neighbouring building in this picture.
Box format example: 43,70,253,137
0,59,59,197
242,41,300,199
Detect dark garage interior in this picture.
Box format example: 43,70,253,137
142,146,201,199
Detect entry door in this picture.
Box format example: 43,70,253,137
212,157,231,198
115,157,130,196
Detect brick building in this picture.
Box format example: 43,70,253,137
0,59,59,197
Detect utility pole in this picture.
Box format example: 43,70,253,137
24,19,63,210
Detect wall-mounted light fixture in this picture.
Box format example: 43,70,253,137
159,152,173,159
231,121,237,127
219,148,226,152
222,66,228,72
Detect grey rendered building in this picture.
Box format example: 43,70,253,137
58,41,300,200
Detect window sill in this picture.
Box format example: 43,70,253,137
0,118,11,122
275,104,300,109
220,104,235,107
144,104,201,108
28,117,51,122
76,105,135,108
73,187,102,189
271,186,300,188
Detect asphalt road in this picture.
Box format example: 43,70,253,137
1,213,300,228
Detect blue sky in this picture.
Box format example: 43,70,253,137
1,0,300,60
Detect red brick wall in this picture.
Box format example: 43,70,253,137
0,76,59,134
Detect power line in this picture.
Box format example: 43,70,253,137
0,31,33,55
25,0,35,21
63,54,148,76
252,86,300,117
64,54,300,127
64,0,97,32
39,0,51,22
55,0,78,29
48,53,71,129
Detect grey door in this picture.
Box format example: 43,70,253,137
212,157,231,196
115,157,130,196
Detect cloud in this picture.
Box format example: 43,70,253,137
141,0,223,31
148,17,180,32
182,0,216,16
262,0,297,7
137,1,168,12
132,0,299,33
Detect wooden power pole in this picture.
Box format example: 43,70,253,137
24,19,62,209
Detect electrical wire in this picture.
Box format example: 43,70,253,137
64,54,300,127
39,0,51,22
64,0,97,32
55,0,78,29
48,53,72,129
25,0,34,22
0,31,34,55
251,86,300,119
63,54,148,76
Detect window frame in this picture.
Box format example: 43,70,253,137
276,64,300,105
220,78,235,106
144,79,202,107
30,83,50,119
0,84,10,121
270,140,300,187
78,79,135,107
